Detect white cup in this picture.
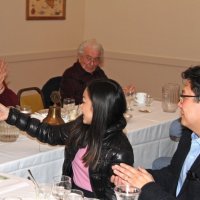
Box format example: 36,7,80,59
135,92,147,105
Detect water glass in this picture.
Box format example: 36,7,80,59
134,92,147,105
145,95,153,107
36,183,52,200
65,189,84,200
53,175,72,183
2,198,22,200
114,185,140,200
63,98,76,121
52,176,72,200
18,105,32,114
63,98,75,111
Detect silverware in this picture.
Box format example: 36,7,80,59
27,169,39,189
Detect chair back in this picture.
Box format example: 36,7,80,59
17,87,45,113
42,76,62,108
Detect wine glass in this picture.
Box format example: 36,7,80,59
114,185,140,200
125,91,135,111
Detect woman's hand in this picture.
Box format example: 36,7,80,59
0,104,10,121
111,163,155,189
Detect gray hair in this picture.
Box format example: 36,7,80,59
77,39,104,63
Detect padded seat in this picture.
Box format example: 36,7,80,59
17,87,45,113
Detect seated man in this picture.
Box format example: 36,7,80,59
0,60,18,107
111,65,200,200
60,39,107,105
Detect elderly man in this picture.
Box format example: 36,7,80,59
111,65,200,200
60,39,107,105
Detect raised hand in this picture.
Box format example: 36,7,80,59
0,103,10,121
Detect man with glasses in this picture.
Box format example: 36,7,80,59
60,39,107,105
111,66,200,200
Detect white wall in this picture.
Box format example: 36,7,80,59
0,0,85,91
1,0,200,99
84,0,200,99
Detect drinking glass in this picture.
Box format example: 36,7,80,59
65,189,84,200
63,98,76,121
114,185,140,200
2,198,22,200
53,175,72,183
145,95,153,107
36,183,52,200
126,92,134,111
18,105,32,115
63,98,75,111
52,176,72,200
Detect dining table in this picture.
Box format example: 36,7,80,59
0,173,35,199
0,100,179,184
125,100,179,168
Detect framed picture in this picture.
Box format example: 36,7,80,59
26,0,66,20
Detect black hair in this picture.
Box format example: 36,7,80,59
182,66,200,100
68,78,127,169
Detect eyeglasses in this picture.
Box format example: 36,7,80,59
179,94,200,103
84,55,101,64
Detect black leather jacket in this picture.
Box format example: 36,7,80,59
6,108,134,200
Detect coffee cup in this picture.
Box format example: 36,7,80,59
135,92,147,105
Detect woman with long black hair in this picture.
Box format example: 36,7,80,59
0,78,134,200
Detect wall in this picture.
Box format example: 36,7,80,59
0,0,85,91
84,0,200,99
1,1,200,99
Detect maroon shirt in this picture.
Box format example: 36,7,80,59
60,61,107,104
0,86,18,107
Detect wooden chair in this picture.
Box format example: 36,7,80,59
17,87,45,113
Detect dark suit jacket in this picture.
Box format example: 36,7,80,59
139,128,200,200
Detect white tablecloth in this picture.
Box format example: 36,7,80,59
0,173,35,199
0,134,64,183
126,101,179,168
0,101,179,184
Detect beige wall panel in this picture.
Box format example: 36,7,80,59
84,0,200,61
0,0,85,55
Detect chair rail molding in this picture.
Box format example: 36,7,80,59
1,49,77,63
105,51,200,68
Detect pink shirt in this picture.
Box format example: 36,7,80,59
72,147,93,191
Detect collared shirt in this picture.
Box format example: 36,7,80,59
176,132,200,196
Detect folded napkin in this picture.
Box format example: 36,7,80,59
32,108,72,123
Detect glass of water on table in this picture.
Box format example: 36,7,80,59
52,175,72,200
63,98,76,121
114,185,140,200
